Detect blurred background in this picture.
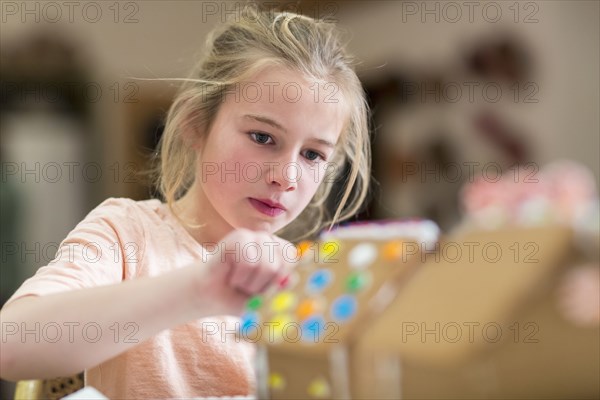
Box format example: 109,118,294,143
1,0,598,396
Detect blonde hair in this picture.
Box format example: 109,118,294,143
150,4,371,242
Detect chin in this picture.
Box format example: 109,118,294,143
236,219,278,233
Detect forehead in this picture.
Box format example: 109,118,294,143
245,66,346,103
222,66,349,143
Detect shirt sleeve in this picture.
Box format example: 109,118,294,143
2,197,146,308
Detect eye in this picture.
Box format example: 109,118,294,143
303,149,325,162
249,131,274,145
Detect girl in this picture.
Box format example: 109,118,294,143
0,5,371,398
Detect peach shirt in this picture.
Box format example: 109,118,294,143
5,198,256,398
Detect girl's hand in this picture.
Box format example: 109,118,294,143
193,229,298,317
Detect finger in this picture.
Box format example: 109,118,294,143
208,253,234,284
245,267,279,294
242,236,287,293
269,236,300,266
245,237,284,293
230,262,258,291
220,229,257,287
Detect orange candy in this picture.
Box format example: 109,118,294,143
382,240,404,261
296,298,322,320
296,241,314,258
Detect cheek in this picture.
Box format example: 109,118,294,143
201,149,252,184
298,165,326,200
303,162,333,188
198,160,247,200
227,146,262,174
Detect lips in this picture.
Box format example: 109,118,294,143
255,198,286,210
249,198,286,217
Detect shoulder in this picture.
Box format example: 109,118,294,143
85,197,162,223
73,197,164,249
70,198,165,275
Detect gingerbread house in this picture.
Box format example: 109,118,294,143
242,221,599,399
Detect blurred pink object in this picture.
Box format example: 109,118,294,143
543,160,598,222
556,264,600,327
461,177,511,228
461,159,598,228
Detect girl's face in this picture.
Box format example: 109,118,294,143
190,66,347,241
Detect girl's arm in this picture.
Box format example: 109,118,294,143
0,229,293,380
1,264,204,380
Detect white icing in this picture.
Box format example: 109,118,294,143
348,243,378,269
321,220,440,251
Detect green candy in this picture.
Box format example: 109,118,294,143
346,273,365,292
247,296,263,310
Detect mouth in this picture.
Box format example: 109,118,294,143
248,198,287,217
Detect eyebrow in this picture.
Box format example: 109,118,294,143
311,138,336,149
243,114,336,149
244,114,286,132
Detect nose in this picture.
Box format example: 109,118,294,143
265,157,298,192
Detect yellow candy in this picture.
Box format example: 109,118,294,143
269,372,286,390
321,240,340,260
270,291,297,313
307,377,331,398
